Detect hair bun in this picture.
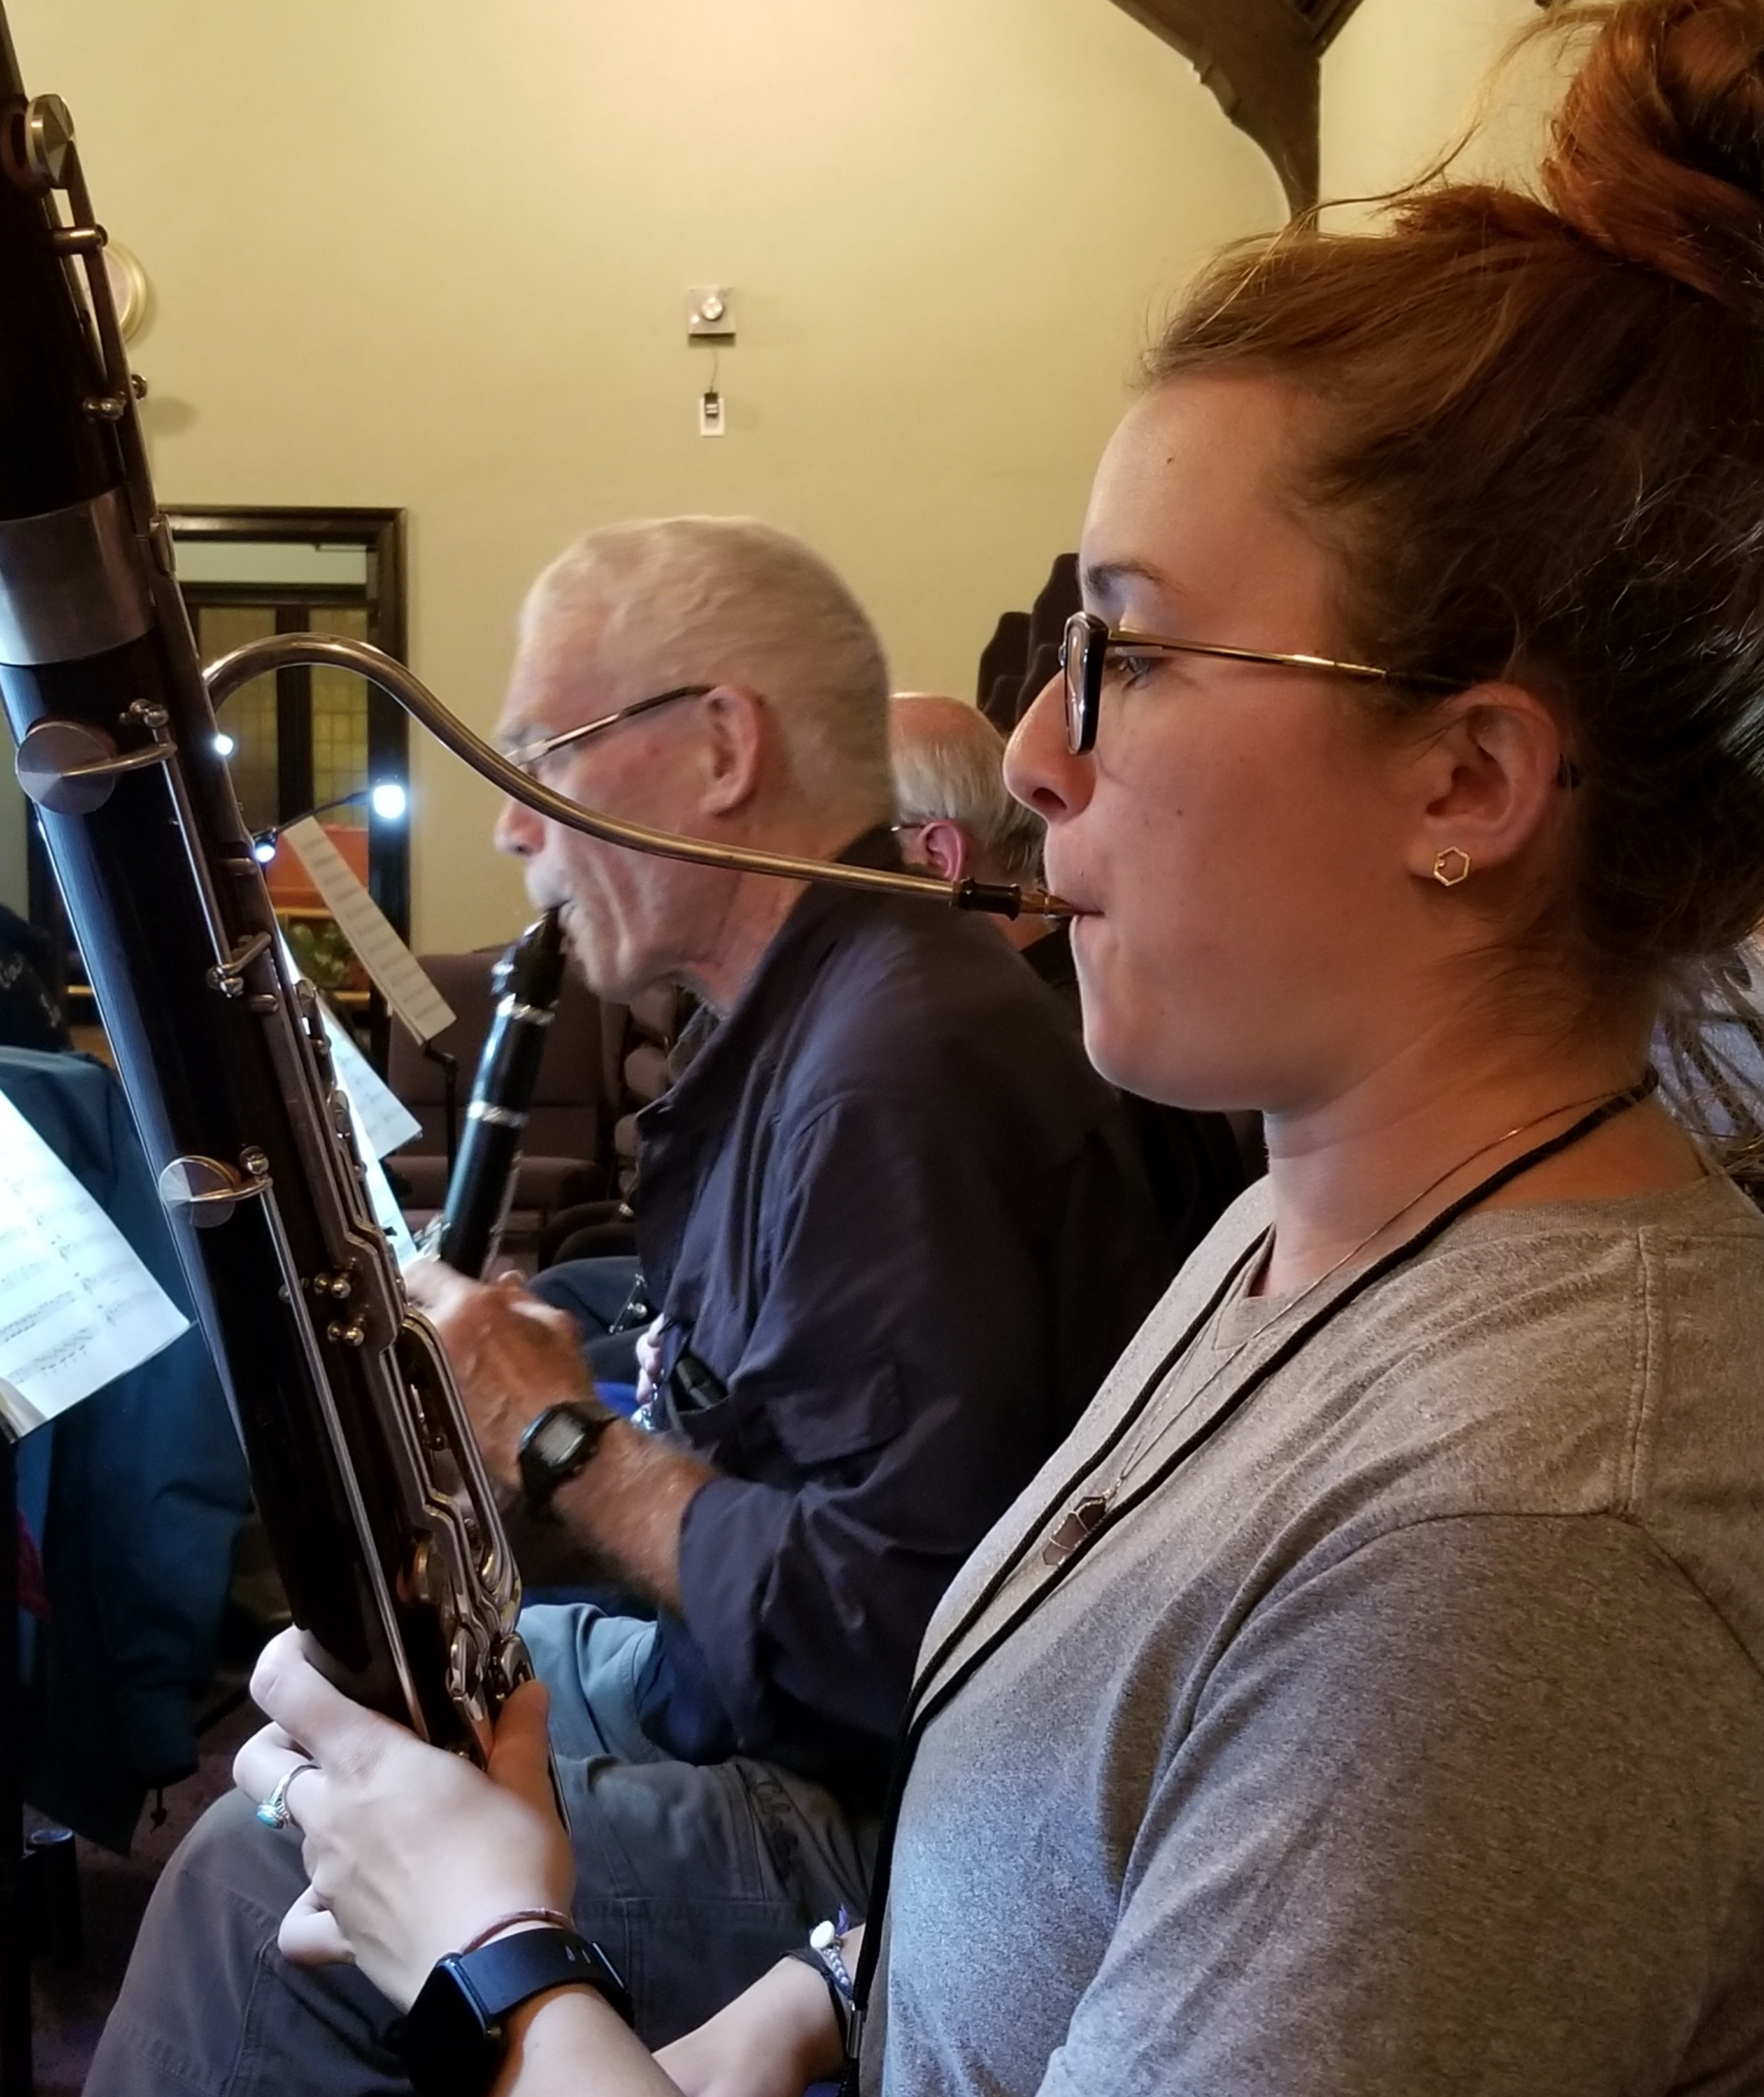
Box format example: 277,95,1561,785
1542,0,1764,310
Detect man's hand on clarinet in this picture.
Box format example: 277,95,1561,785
404,1261,594,1500
406,1262,711,1610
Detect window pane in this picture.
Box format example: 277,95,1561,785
311,604,371,818
198,603,279,834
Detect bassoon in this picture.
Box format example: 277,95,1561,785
0,34,525,1754
0,14,1067,1756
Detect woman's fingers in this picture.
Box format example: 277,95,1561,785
232,1719,305,1804
232,1628,576,2010
248,1628,402,1802
279,1884,356,1968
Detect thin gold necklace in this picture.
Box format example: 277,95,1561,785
1042,1072,1659,1566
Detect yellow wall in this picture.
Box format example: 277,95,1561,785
1320,0,1560,215
1,0,1283,949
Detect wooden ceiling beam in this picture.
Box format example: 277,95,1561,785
1109,0,1363,213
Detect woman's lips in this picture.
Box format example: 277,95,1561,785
1042,851,1095,918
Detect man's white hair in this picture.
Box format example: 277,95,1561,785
522,516,892,819
890,693,1046,886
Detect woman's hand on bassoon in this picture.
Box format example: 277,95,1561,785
233,1627,573,2010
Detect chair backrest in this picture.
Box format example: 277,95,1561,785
385,948,607,1171
609,983,686,1192
383,953,497,1155
976,607,1031,719
978,552,1079,732
526,976,607,1160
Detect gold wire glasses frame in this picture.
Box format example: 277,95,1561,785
504,683,715,776
1058,609,1458,755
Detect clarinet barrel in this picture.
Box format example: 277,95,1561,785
0,28,525,1756
433,909,567,1278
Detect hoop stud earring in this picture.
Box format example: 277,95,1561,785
1432,847,1472,888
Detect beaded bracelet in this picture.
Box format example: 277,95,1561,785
785,1909,857,2053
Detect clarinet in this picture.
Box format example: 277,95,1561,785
0,32,526,1754
432,909,567,1278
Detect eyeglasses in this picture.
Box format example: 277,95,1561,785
1058,609,1458,755
503,683,714,778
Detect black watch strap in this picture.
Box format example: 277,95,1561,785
397,1926,632,2097
517,1399,616,1518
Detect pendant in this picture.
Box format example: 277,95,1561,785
1042,1495,1110,1568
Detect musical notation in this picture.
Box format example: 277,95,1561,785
281,817,455,1044
0,1088,189,1437
319,997,422,1162
317,1002,420,1267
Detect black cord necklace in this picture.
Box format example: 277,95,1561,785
837,1070,1660,2089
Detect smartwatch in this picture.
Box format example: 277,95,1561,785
397,1926,631,2097
517,1398,616,1517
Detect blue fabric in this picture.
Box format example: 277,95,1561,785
0,1048,250,1851
629,830,1178,1807
526,1254,644,1386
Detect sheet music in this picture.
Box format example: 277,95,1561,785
318,1000,422,1160
358,1135,419,1269
0,1089,190,1437
266,923,421,1271
281,817,455,1044
313,1001,420,1266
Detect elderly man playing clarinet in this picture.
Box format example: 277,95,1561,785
89,515,1185,2096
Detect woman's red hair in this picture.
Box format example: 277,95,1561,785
1152,0,1764,991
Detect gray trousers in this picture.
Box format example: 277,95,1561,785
87,1606,878,2094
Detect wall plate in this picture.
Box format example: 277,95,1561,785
686,286,734,340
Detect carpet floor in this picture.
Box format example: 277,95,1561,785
25,1687,262,2096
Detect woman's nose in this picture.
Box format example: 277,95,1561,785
1004,674,1092,825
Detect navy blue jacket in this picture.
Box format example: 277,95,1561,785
630,836,1176,1806
3,1049,249,1851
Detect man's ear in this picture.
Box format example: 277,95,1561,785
695,686,767,817
911,820,974,883
1402,683,1571,888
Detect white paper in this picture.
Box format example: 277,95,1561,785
359,1141,418,1269
264,926,423,1272
0,1090,190,1436
311,1002,420,1267
280,816,455,1044
318,1002,422,1160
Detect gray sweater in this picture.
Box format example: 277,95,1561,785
870,1174,1764,2095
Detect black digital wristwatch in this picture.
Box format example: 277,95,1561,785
516,1398,616,1517
396,1926,632,2097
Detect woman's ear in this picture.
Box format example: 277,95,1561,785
695,686,767,816
1402,683,1570,888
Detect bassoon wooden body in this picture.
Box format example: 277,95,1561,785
0,20,526,1756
